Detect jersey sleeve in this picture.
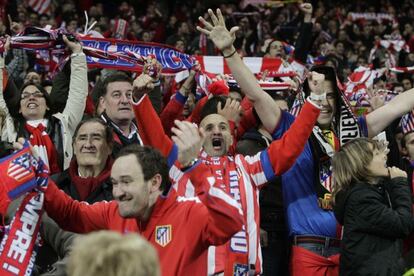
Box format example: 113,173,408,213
357,115,369,137
160,92,186,137
132,94,178,167
244,102,319,187
44,179,114,233
183,162,243,246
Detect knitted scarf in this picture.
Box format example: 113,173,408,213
25,120,60,175
68,158,113,201
200,151,250,275
311,92,362,210
290,90,362,210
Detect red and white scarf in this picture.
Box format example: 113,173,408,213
25,120,59,175
200,152,250,275
0,143,49,276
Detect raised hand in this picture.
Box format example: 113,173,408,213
143,56,162,81
196,9,239,54
63,35,82,54
171,120,205,167
8,15,23,35
366,87,386,111
308,71,325,95
299,3,313,16
217,98,242,124
388,166,407,179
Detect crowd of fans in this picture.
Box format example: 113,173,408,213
0,0,414,276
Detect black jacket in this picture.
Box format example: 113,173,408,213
334,177,414,276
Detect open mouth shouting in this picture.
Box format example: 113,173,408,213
212,138,223,151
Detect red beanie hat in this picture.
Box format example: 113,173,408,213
207,79,229,96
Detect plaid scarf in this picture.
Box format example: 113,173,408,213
25,121,60,175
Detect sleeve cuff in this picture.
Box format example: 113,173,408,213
306,97,323,109
174,92,188,105
181,159,202,173
167,144,179,168
131,93,148,105
260,150,276,181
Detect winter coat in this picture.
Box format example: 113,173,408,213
0,53,88,170
334,177,414,276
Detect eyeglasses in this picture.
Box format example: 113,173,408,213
20,92,45,100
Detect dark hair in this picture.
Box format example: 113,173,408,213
19,81,53,118
200,95,227,122
265,39,287,55
303,65,341,123
73,118,114,146
101,72,132,97
116,145,170,192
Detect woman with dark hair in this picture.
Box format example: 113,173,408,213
0,36,88,173
333,138,414,275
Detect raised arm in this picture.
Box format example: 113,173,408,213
366,88,414,137
0,37,18,142
197,9,281,133
245,100,320,188
293,3,314,64
61,37,88,135
160,69,197,136
266,101,320,175
132,85,177,167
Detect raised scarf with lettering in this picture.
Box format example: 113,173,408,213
0,144,49,276
200,152,250,275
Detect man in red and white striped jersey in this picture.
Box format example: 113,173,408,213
132,17,326,273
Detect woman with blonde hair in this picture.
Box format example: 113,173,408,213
67,231,160,276
332,137,414,276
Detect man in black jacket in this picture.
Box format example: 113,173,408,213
37,118,114,273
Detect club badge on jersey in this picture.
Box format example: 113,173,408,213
155,225,172,247
233,263,249,276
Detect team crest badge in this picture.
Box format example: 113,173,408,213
155,225,172,247
233,263,249,275
7,153,33,183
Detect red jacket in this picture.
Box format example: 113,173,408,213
44,163,243,276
